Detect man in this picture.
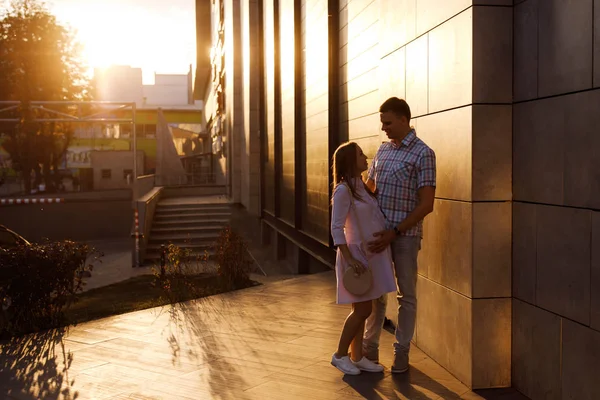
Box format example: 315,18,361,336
364,97,436,373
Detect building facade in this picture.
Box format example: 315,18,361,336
94,65,196,107
197,0,600,397
90,150,145,191
63,66,207,188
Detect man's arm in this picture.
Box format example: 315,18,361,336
366,146,380,193
365,178,376,193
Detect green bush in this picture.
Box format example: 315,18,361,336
0,241,97,336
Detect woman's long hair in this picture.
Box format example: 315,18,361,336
332,142,376,202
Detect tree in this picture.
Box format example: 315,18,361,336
0,0,91,193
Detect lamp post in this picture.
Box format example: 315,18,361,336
132,102,137,199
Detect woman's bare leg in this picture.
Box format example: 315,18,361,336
350,320,366,362
335,301,373,358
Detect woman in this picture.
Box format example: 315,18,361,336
330,142,396,375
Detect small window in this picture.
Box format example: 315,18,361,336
123,169,133,179
144,124,156,138
120,124,132,137
135,124,145,138
101,169,111,179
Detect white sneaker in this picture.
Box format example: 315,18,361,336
331,353,361,375
353,356,384,373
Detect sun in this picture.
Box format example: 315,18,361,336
48,0,197,83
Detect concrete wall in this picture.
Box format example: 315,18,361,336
143,73,190,106
0,200,133,242
338,0,514,389
212,0,600,395
302,0,330,244
224,0,243,203
212,0,262,214
91,150,145,191
95,65,193,107
262,0,276,215
241,0,261,215
94,66,144,105
512,1,600,399
136,174,155,199
278,0,296,226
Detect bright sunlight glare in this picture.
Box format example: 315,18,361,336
45,0,196,84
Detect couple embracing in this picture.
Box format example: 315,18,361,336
330,97,437,375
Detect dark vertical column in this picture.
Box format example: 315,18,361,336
294,0,305,230
327,0,340,248
273,0,282,218
258,0,266,217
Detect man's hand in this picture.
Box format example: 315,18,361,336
367,229,396,253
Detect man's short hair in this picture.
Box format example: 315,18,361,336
379,97,411,121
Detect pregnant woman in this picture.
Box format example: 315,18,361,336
330,141,396,375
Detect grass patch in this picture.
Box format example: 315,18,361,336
64,273,258,326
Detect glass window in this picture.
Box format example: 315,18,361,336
145,124,157,138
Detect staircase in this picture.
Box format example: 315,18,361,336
144,197,232,265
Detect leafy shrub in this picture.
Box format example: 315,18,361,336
214,226,253,290
0,241,97,337
153,226,253,300
152,243,212,302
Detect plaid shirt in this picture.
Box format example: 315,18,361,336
367,129,436,237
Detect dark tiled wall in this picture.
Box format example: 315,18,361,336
512,0,600,399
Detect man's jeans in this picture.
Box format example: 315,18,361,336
364,236,421,355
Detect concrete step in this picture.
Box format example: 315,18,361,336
154,212,232,221
162,186,227,197
152,218,230,227
154,211,232,219
156,201,231,210
151,225,225,234
155,207,231,216
148,233,218,243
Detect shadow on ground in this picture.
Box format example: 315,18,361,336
342,367,529,400
0,328,79,399
158,291,259,399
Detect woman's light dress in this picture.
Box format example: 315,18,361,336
331,179,397,304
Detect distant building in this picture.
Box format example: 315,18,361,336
93,65,195,108
91,150,145,191
65,65,208,190
94,66,145,106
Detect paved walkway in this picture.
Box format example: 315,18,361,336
82,239,152,292
0,272,527,400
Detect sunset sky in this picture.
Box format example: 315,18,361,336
46,0,197,84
